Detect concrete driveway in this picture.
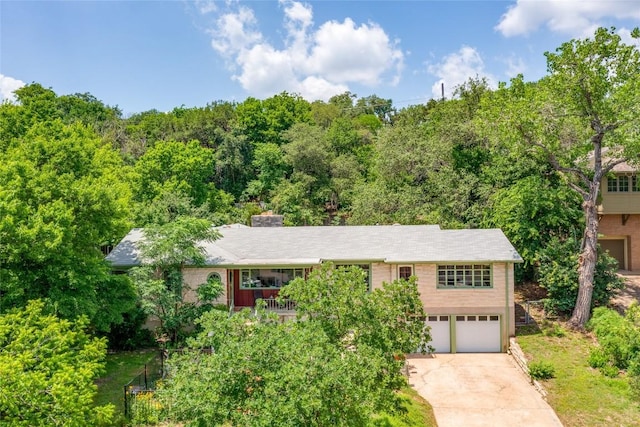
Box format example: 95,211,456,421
407,353,563,427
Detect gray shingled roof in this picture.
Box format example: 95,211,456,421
106,224,522,267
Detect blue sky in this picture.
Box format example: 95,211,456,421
2,1,640,115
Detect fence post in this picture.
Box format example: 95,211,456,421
123,385,128,418
144,364,148,390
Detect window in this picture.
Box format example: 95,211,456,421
608,175,630,192
207,272,222,283
633,176,640,192
240,268,304,289
399,266,413,280
437,264,492,288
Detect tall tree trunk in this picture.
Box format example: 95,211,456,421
568,197,599,329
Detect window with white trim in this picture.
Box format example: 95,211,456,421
437,264,492,288
240,268,304,289
398,265,413,280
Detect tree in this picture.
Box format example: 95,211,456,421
130,217,222,342
482,28,640,327
132,140,216,207
279,263,429,358
153,264,428,426
485,175,583,280
243,142,288,201
0,300,114,426
0,119,134,331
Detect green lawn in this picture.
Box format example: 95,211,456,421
517,323,640,427
95,349,160,424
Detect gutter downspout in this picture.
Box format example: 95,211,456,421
505,263,510,353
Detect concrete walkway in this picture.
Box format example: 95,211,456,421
407,353,563,427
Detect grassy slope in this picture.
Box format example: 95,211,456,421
95,349,159,419
517,324,640,427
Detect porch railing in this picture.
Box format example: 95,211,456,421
262,297,296,312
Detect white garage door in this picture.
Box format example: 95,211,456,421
425,315,451,353
455,315,501,353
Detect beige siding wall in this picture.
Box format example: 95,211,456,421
600,178,640,214
371,262,392,290
598,214,640,271
182,267,229,305
413,262,515,351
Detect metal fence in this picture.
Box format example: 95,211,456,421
123,357,163,420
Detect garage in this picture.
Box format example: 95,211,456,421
599,239,626,270
455,315,501,353
425,315,451,353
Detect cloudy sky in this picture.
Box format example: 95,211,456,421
2,0,640,114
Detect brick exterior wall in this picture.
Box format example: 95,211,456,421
598,213,640,271
413,262,516,348
178,261,517,351
182,267,229,305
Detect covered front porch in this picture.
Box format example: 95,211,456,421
227,266,310,314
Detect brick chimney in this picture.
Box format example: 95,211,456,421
251,211,284,227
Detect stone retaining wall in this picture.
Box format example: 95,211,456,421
509,337,548,398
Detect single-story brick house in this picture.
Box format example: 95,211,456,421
106,221,522,353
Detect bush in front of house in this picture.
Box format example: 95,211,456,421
587,305,640,394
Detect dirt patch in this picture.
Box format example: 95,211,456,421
514,282,548,325
611,272,640,313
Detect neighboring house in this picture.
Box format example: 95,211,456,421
598,161,640,271
106,219,522,353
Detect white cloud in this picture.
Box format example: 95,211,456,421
205,1,403,101
210,6,262,56
195,0,217,15
427,46,496,99
496,0,640,37
0,74,25,103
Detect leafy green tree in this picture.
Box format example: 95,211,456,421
0,300,114,426
132,140,215,206
157,311,385,427
279,263,429,357
485,175,583,280
0,120,134,331
211,129,253,198
537,237,624,315
130,217,222,342
235,92,312,145
482,28,640,327
355,94,395,123
153,264,428,427
243,142,289,201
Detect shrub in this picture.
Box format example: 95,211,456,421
537,238,624,315
529,360,555,380
588,307,640,370
588,347,609,369
600,364,620,378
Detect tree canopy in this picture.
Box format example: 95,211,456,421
0,300,114,426
151,265,428,426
